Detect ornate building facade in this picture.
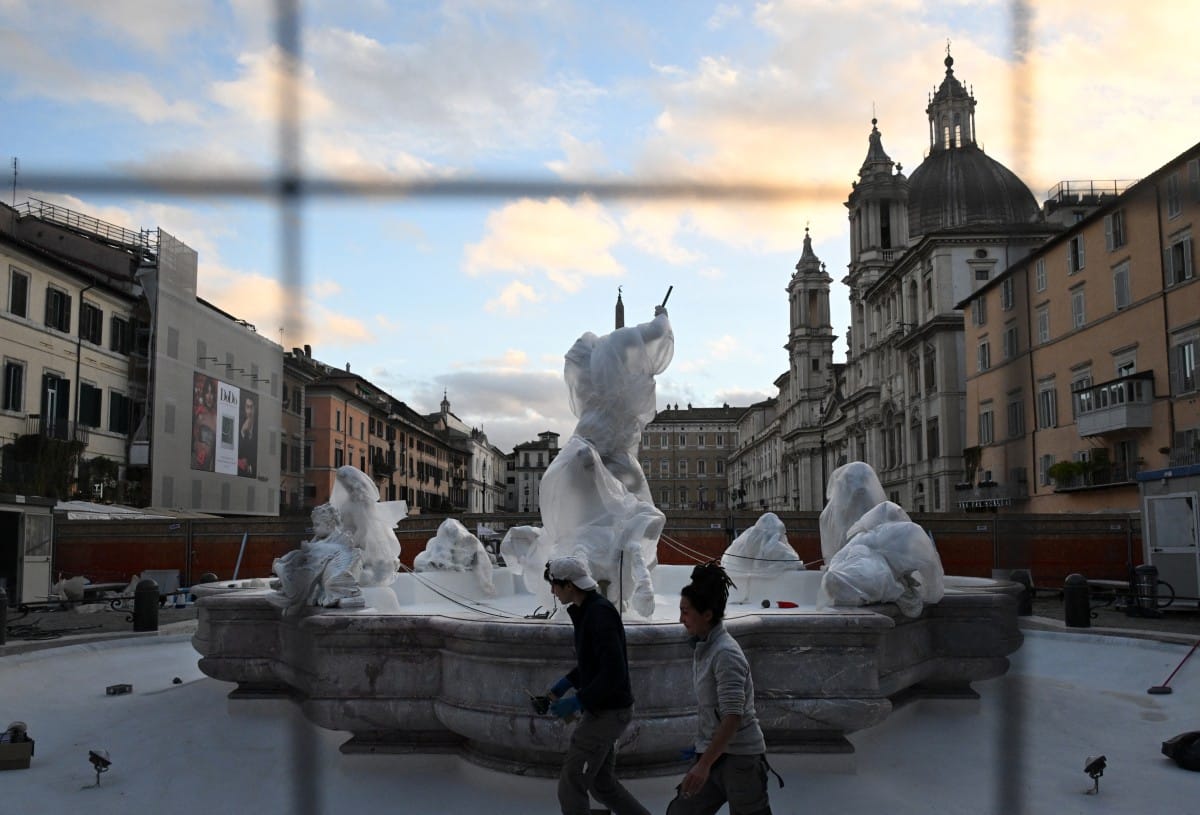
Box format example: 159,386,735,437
776,51,1057,512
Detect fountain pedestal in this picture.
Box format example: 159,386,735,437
193,570,1022,777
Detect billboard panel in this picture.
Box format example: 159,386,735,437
191,371,259,478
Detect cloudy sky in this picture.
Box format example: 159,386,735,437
3,0,1198,452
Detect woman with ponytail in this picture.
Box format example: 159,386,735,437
670,561,773,815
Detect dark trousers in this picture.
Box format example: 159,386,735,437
558,707,650,815
665,753,772,815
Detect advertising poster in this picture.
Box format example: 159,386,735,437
215,380,240,476
191,371,261,478
237,391,259,477
190,372,217,471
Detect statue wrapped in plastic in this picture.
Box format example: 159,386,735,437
721,512,804,580
538,303,673,617
817,462,945,617
414,518,497,597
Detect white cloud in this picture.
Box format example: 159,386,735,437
485,280,542,315
707,3,744,30
210,46,335,126
0,30,202,124
546,132,609,177
621,205,701,265
465,196,624,295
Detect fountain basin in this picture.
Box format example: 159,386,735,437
192,567,1022,776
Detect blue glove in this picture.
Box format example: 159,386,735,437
550,676,572,698
549,695,582,719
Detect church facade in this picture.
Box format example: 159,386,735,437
770,52,1057,513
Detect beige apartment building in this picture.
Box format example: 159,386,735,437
640,404,745,511
963,141,1200,513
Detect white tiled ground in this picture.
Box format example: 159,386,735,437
4,628,1198,815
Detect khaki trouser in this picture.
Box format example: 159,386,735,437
558,707,650,815
665,753,772,815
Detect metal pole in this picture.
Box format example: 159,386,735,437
232,532,249,581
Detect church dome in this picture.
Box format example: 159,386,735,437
906,144,1040,236
905,50,1041,237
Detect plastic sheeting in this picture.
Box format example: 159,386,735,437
414,518,496,597
539,309,673,617
819,461,888,564
721,512,804,579
817,464,945,617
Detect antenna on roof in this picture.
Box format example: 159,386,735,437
10,157,17,207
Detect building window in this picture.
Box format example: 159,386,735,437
641,458,650,474
1105,209,1126,251
714,434,724,446
1071,374,1094,417
109,390,131,434
304,406,312,429
1172,338,1198,394
977,341,991,372
1007,394,1025,438
2,359,24,412
972,296,986,326
1037,306,1050,344
697,459,707,476
1037,384,1058,429
660,458,669,476
1071,288,1086,329
336,410,342,431
1167,171,1182,218
678,459,688,476
1068,236,1086,274
1039,453,1055,486
678,486,688,507
1166,235,1194,285
715,459,724,475
44,286,71,332
1034,257,1046,292
110,315,131,354
1113,261,1131,310
1003,325,1018,360
8,269,28,318
979,407,994,445
923,276,933,311
77,382,101,427
304,443,312,467
926,418,940,459
923,345,937,394
678,433,686,447
660,488,670,506
79,301,103,345
1000,278,1014,311
697,434,706,447
334,447,344,467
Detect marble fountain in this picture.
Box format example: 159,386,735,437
191,303,1023,777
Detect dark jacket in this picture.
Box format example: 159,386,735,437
565,591,635,712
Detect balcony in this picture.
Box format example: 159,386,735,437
954,481,1027,510
1074,372,1154,437
24,415,90,445
1052,460,1142,492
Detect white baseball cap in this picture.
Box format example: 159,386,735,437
546,556,598,591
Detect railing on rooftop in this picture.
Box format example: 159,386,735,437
1043,179,1138,209
17,197,157,255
